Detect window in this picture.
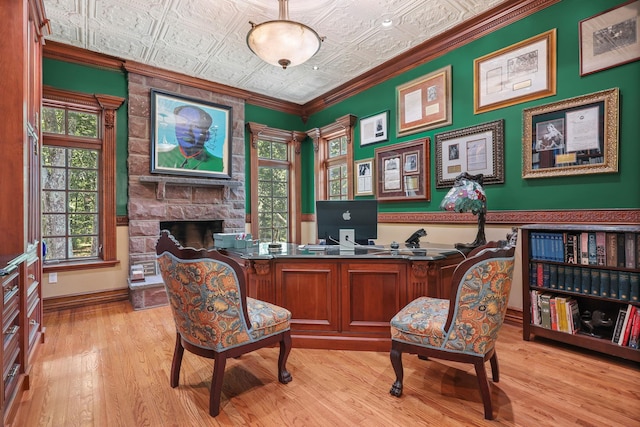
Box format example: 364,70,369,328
307,114,357,201
257,139,289,242
247,123,304,244
41,87,124,269
326,135,348,200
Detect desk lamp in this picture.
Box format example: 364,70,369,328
439,172,487,252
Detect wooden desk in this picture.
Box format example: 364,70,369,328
222,244,463,351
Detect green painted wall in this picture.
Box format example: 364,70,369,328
304,0,640,214
42,59,129,216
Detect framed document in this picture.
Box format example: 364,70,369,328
374,139,430,201
522,88,619,179
396,66,452,136
435,120,504,188
474,29,556,114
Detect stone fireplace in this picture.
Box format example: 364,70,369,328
126,72,246,309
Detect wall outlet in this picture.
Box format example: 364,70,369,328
49,272,58,284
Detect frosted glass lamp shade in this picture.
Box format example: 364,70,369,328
247,20,322,69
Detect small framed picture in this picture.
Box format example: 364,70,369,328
354,158,375,196
360,111,389,146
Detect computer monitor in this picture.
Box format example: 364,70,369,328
316,199,378,246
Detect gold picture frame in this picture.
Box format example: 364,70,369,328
522,88,619,179
374,139,430,201
580,0,640,76
396,66,452,136
474,29,556,114
354,158,375,196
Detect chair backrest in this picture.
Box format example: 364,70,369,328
156,230,252,352
442,241,516,356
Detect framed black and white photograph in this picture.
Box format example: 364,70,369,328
434,120,504,188
522,88,619,179
403,152,419,174
473,30,556,114
360,110,389,146
150,89,233,179
580,0,640,76
354,158,375,196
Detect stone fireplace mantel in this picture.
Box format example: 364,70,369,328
139,175,242,200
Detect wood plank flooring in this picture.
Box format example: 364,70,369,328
13,301,640,426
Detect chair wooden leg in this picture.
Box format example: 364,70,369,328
389,345,404,397
209,352,228,417
170,333,184,388
278,332,293,384
473,360,494,420
489,351,499,382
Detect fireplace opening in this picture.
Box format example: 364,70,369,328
159,220,223,249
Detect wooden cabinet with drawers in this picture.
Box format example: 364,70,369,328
2,260,22,416
1,0,48,424
0,245,44,425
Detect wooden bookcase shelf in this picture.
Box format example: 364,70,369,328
521,224,640,363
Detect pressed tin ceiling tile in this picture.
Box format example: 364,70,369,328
43,0,507,104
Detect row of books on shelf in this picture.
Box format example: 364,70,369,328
529,230,640,268
612,305,640,349
530,262,639,302
529,291,581,334
530,291,640,349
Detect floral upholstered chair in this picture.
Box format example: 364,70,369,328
389,240,516,420
156,230,293,417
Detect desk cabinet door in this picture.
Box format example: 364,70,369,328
340,261,406,336
274,261,340,333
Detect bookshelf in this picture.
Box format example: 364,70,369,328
521,224,640,363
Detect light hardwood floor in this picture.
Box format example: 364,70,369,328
13,301,640,427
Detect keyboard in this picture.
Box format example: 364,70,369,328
302,244,328,251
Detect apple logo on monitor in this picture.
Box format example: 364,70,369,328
342,210,351,221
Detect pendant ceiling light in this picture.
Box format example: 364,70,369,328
247,0,324,69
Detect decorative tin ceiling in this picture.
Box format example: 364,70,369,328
43,0,505,104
